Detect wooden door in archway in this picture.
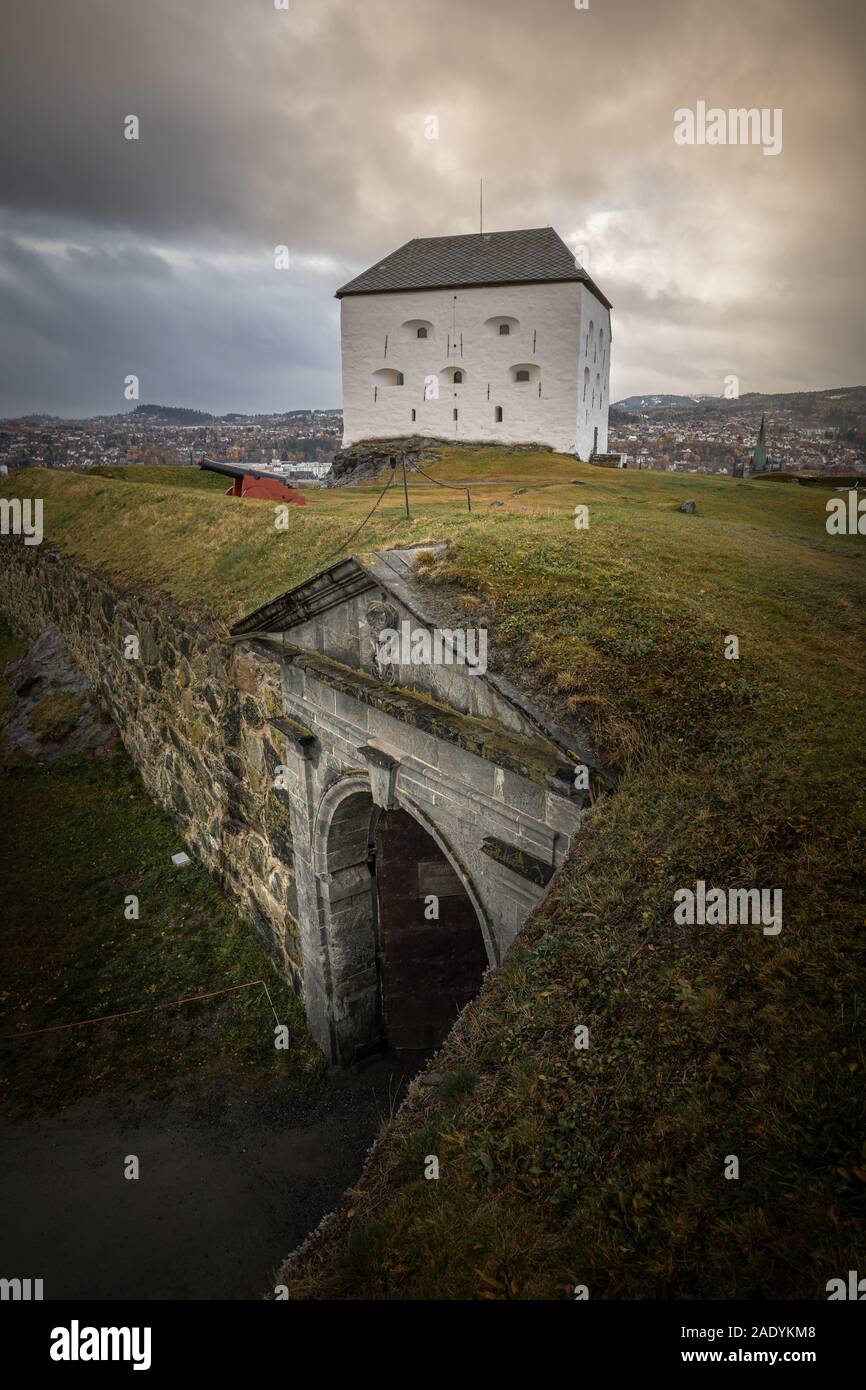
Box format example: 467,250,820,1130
375,809,488,1052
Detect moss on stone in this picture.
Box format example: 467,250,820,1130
262,682,283,719
29,691,85,742
241,696,264,728
186,717,211,749
265,789,294,866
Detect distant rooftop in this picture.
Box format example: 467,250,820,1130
335,227,612,308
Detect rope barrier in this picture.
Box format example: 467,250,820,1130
319,471,394,564
412,462,473,511
318,453,472,569
0,978,272,1042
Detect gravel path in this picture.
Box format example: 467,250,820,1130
0,1055,421,1300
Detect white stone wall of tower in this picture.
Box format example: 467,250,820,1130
339,280,611,458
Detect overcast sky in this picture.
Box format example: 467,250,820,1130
1,0,864,417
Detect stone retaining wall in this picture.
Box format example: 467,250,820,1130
0,539,301,983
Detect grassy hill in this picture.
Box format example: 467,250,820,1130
88,462,228,492
4,453,866,1297
613,383,866,426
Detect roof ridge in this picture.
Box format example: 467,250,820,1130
404,226,553,243
334,226,612,309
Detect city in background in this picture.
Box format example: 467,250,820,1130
2,384,864,480
0,404,343,481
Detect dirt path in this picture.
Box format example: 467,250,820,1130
0,1056,420,1300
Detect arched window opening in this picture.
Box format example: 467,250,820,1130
484,316,519,337
494,406,503,422
373,367,405,388
453,408,458,421
438,366,468,391
411,408,416,421
401,319,434,342
509,363,540,386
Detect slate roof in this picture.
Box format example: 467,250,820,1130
335,227,612,309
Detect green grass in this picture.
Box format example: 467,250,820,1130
0,615,326,1116
88,463,229,492
3,455,866,1296
7,457,862,626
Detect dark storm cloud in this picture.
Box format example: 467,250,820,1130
1,0,864,414
0,217,342,417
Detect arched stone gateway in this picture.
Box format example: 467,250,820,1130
231,546,607,1064
313,776,494,1061
375,807,489,1052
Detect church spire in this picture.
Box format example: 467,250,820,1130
751,415,768,474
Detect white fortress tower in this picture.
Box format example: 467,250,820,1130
336,227,612,459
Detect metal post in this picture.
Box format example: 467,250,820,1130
401,456,410,518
